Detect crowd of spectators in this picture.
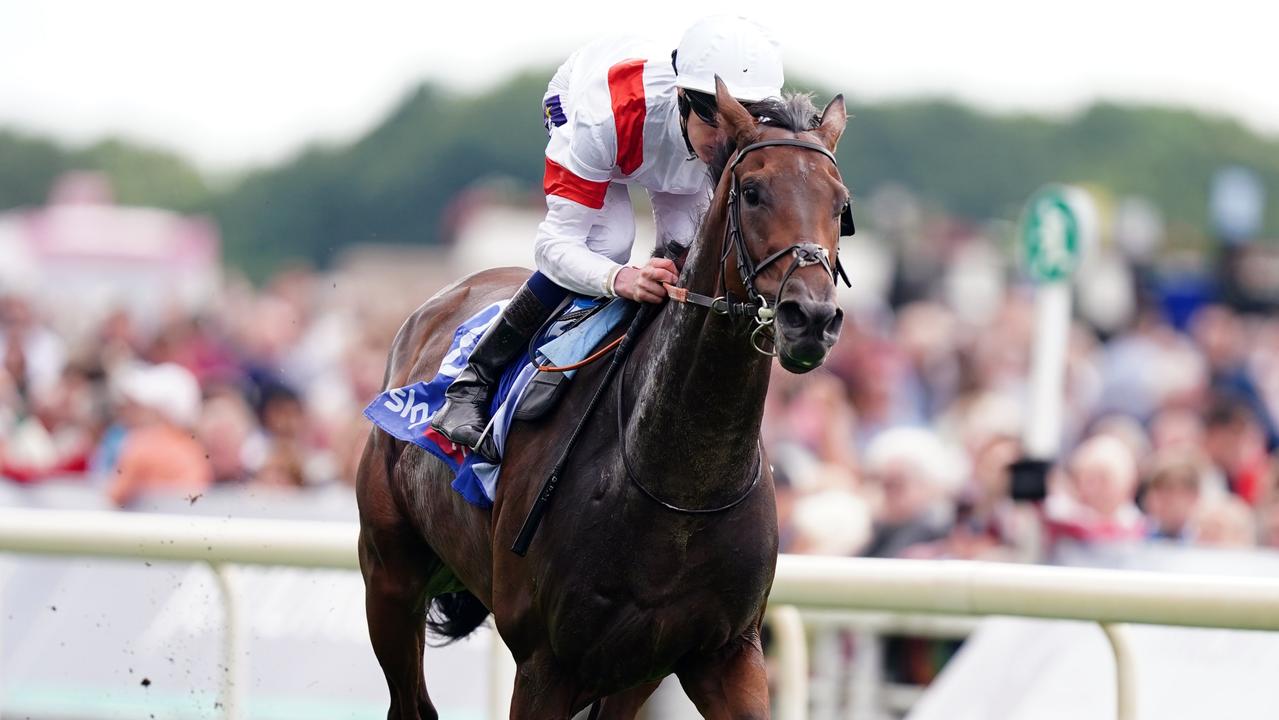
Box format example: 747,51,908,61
766,284,1279,564
756,253,1279,685
4,212,1279,696
3,229,1278,567
0,269,397,506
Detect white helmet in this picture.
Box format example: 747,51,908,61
673,15,784,103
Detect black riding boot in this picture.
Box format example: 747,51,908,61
431,283,554,462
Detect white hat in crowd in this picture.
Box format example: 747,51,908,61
864,426,969,496
115,362,202,428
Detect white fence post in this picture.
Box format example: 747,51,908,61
766,604,808,720
808,626,842,720
1101,622,1136,720
209,562,246,720
850,628,882,720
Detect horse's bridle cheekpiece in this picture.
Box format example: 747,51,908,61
666,137,854,355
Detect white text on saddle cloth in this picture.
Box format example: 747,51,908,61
382,386,432,429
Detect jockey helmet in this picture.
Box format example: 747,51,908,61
673,15,784,103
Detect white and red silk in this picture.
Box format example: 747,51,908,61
535,37,711,298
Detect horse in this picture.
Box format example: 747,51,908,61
356,77,849,719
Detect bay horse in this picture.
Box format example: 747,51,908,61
356,77,849,719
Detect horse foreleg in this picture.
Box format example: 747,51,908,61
677,630,772,720
593,681,661,719
507,653,580,720
360,527,439,720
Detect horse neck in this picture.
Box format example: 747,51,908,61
621,185,772,506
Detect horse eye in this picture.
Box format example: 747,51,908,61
742,187,761,206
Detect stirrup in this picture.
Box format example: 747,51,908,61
471,413,502,464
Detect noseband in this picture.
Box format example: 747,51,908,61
666,137,854,355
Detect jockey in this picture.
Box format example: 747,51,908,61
432,16,785,460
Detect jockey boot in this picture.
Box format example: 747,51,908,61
431,283,554,462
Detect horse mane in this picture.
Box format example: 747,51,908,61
658,92,822,265
707,92,822,179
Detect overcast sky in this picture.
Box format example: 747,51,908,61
2,0,1274,171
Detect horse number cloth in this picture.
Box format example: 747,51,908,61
364,296,627,508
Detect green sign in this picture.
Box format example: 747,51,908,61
1020,185,1081,283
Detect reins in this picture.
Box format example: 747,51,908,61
534,335,624,373
512,134,853,554
614,339,763,514
512,301,658,556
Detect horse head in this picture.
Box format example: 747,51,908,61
712,77,848,373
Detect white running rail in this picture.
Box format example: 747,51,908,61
7,508,1279,719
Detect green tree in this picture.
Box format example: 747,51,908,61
6,69,1279,278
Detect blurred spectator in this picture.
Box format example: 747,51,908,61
1193,495,1257,547
946,434,1039,561
789,484,873,556
105,363,212,507
826,326,920,445
1203,397,1271,505
333,415,374,488
1255,482,1279,549
767,372,859,483
861,427,964,558
197,388,257,485
1149,407,1205,451
1044,435,1145,545
93,307,144,372
148,314,241,386
894,302,961,419
256,444,306,489
1139,451,1206,542
0,293,67,402
1192,305,1279,449
243,382,310,488
1097,313,1207,421
1088,414,1151,467
1,365,99,482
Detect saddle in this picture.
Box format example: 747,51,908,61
363,294,628,509
511,298,610,421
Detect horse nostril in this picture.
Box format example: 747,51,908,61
825,307,845,338
777,300,841,340
777,300,808,330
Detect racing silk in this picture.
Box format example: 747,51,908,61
536,36,712,297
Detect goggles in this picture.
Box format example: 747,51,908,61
681,91,719,128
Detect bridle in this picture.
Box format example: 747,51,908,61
665,137,855,355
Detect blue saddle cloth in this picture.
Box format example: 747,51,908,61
363,296,628,508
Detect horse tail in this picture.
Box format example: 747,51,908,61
425,591,491,646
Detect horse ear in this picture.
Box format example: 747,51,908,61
813,94,847,152
714,76,756,144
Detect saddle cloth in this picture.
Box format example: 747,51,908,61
363,295,628,508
